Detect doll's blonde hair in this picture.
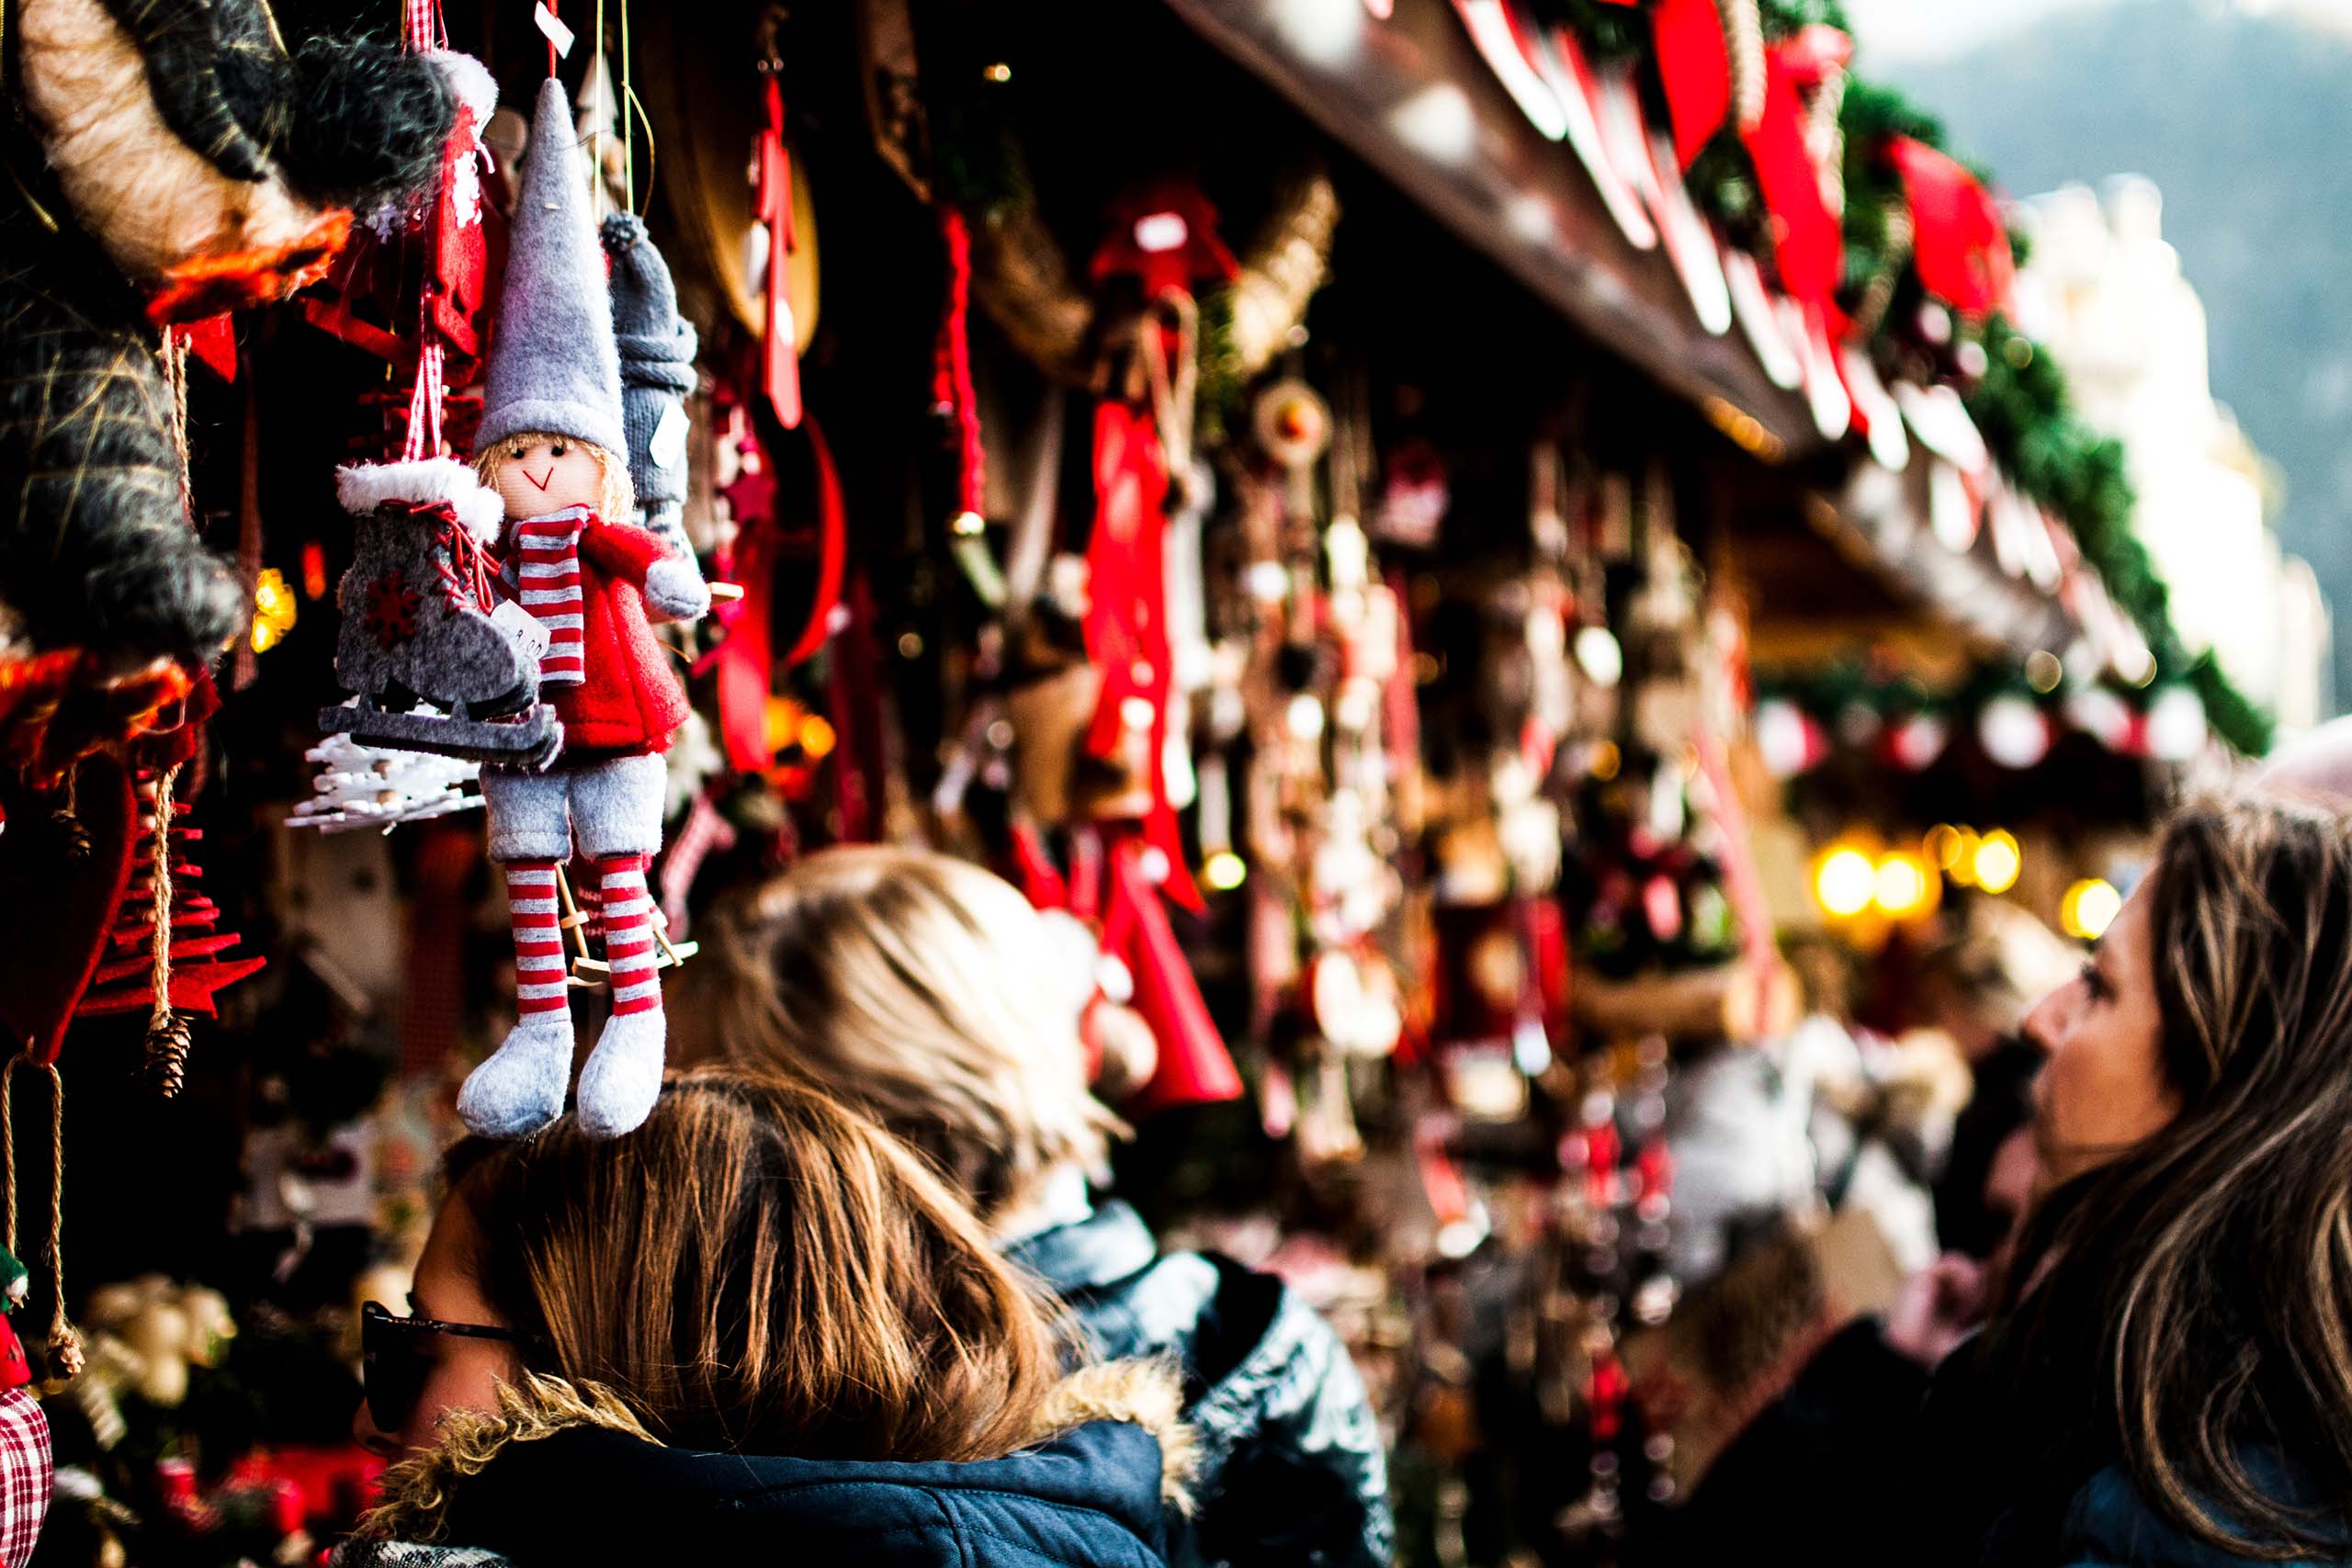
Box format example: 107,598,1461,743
473,432,635,524
687,846,1126,1226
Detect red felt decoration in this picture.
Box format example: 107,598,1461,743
1652,0,1733,168
1886,135,2014,321
77,766,265,1021
1740,39,1842,308
0,753,136,1063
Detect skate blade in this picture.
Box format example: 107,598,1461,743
320,704,563,770
571,942,698,983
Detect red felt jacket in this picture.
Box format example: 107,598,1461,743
514,515,688,758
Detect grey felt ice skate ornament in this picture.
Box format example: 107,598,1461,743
316,457,562,769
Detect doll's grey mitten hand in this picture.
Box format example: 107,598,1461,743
643,552,710,623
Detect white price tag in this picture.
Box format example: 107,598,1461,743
491,600,551,662
532,3,576,58
648,402,689,472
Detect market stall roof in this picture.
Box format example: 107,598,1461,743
1160,0,1822,458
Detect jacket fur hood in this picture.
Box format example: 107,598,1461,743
357,1359,1195,1548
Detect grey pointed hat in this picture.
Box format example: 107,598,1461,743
477,76,627,457
601,210,698,507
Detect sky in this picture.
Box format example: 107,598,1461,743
1845,0,2352,60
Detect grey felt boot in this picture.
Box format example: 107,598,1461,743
573,1009,664,1139
456,1015,575,1138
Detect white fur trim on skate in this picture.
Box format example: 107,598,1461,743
335,457,505,543
424,50,499,126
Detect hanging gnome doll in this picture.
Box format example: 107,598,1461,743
460,77,709,1141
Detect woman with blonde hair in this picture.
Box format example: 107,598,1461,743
337,1068,1188,1567
689,846,1392,1568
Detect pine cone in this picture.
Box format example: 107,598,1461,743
143,1013,193,1098
47,1322,85,1382
49,807,90,859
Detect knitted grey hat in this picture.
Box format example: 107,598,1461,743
477,77,626,457
600,211,698,507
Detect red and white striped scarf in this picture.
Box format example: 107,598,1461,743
508,505,590,685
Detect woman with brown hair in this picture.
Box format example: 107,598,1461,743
1662,792,2352,1567
684,846,1392,1568
335,1068,1190,1568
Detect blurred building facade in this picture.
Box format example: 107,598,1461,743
2012,175,2334,732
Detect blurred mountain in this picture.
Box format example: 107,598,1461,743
1885,0,2352,708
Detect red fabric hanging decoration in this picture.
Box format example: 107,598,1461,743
1081,402,1201,912
1885,135,2014,321
757,75,803,431
708,410,846,773
1740,37,1844,310
1008,822,1239,1115
1651,0,1733,168
1098,829,1242,1113
933,207,986,521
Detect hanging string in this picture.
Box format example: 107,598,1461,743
933,207,985,523
2,1050,22,1255
620,0,636,209
40,1061,78,1380
399,0,448,462
162,329,193,521
141,766,194,1100
547,0,560,77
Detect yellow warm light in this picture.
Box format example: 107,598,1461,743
1973,829,2021,895
1589,739,1622,782
797,714,837,760
1924,825,1965,871
1943,828,1983,886
1814,847,1877,918
1203,851,1248,892
2062,878,2122,941
250,567,296,653
1872,852,1937,919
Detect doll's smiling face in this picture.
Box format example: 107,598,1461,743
490,434,606,517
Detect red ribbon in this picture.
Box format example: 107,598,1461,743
1741,39,1844,310
933,208,986,518
1652,0,1733,168
1886,135,2014,320
758,76,803,431
1083,402,1200,911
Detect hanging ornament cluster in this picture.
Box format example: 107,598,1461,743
1755,664,2211,779
285,731,481,833
1440,0,2268,751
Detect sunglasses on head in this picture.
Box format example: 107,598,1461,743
360,1300,537,1435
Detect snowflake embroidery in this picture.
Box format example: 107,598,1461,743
365,571,424,649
